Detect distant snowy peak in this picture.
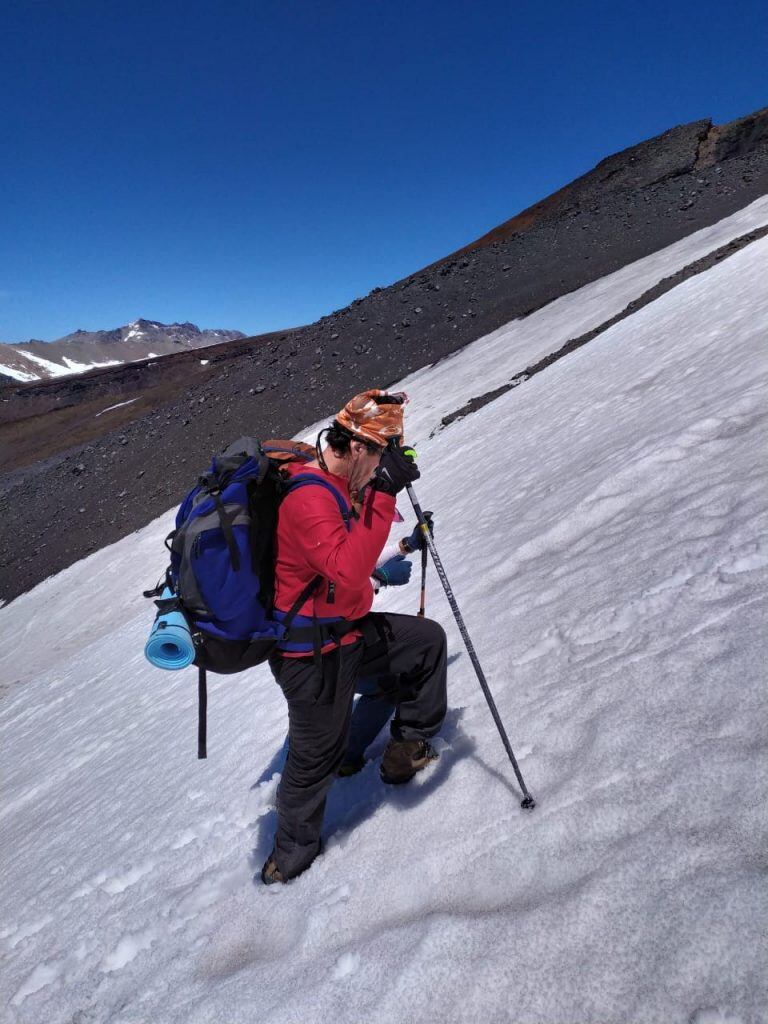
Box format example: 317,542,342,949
52,318,244,350
56,318,243,348
0,319,246,383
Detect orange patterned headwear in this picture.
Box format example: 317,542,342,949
335,389,408,447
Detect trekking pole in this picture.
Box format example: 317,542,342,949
418,542,427,616
404,480,536,810
417,511,432,617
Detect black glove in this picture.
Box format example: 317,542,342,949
372,445,420,496
402,511,434,552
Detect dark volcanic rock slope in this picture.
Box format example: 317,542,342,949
1,108,767,603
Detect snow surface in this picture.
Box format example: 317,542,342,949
407,195,768,430
61,356,122,373
3,349,122,381
0,362,37,382
12,348,78,377
1,209,767,1024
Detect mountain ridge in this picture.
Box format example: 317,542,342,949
0,319,246,383
434,108,768,263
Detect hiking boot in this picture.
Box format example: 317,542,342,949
260,854,285,886
380,738,439,785
337,755,366,778
261,840,324,885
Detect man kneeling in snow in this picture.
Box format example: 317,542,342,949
262,389,447,884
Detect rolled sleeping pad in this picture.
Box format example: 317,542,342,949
144,587,196,670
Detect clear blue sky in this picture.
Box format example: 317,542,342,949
1,0,765,343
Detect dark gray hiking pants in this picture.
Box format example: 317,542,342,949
345,675,398,763
267,612,448,880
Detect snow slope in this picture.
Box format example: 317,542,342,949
0,350,123,381
1,216,767,1024
402,194,768,432
0,363,38,383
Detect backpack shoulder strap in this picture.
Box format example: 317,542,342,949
278,476,351,644
283,474,351,530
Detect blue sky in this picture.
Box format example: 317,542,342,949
1,0,765,343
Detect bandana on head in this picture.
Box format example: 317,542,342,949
335,389,408,447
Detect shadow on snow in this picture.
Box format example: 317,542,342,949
248,704,472,879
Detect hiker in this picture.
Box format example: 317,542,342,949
262,389,448,884
270,520,432,778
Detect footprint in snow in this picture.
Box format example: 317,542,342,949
101,927,158,973
717,536,768,578
333,952,360,980
317,884,351,909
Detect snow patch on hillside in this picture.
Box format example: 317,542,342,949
13,348,77,377
6,349,123,380
0,362,37,382
62,355,122,372
95,398,140,417
400,194,768,437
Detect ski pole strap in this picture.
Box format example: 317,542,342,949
198,664,208,760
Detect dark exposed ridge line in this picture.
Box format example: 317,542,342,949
429,118,717,268
644,122,712,188
435,223,768,433
693,120,718,171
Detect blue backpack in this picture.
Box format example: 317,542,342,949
144,436,351,756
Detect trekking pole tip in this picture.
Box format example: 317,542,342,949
520,794,536,811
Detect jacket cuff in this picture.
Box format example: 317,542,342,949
362,485,396,526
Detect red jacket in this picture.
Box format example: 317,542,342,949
274,462,396,655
